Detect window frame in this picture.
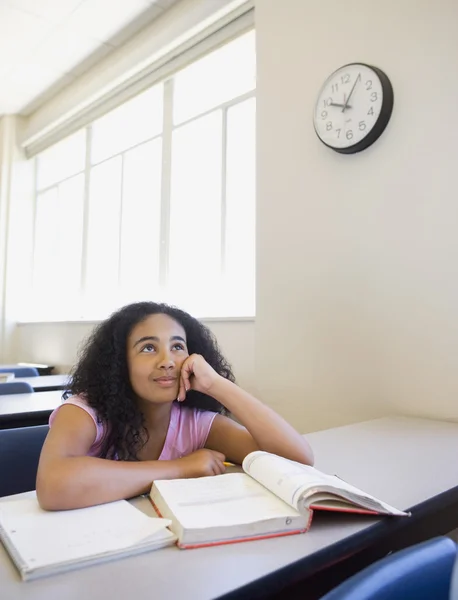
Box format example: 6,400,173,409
29,29,256,323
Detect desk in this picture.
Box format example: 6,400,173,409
0,364,55,376
14,374,70,392
1,417,458,600
0,390,62,429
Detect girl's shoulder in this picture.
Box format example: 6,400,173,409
49,394,108,457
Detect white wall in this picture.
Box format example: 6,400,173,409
0,118,7,357
0,116,34,362
255,0,458,431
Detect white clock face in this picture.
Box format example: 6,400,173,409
314,64,385,150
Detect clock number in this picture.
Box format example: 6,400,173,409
370,92,378,102
359,121,367,131
341,74,350,84
323,97,332,107
346,130,354,140
332,83,339,94
367,106,374,116
326,121,333,131
336,129,341,138
366,80,373,91
321,110,328,119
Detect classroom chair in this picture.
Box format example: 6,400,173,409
0,366,39,377
0,381,34,395
451,550,458,600
319,536,457,600
0,425,49,497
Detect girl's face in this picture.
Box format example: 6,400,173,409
127,313,189,405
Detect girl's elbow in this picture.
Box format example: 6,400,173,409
305,450,315,467
297,442,315,467
36,470,69,511
36,484,58,511
279,444,314,466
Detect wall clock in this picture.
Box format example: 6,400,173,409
313,63,394,154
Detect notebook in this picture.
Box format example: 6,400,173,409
150,450,409,548
0,497,176,580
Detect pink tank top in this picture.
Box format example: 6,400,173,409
49,395,217,460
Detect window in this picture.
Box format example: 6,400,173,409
30,30,256,321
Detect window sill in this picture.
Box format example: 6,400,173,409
16,316,255,326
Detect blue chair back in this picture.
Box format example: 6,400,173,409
0,366,39,377
320,537,457,600
0,381,34,395
451,548,458,599
0,425,49,497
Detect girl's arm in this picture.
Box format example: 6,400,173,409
37,405,226,510
179,355,314,466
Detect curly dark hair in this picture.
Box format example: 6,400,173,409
70,302,235,460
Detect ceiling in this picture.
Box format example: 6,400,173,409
0,0,180,116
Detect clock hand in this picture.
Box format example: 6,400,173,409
342,73,361,113
329,102,352,108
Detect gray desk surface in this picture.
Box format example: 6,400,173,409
14,375,70,392
0,390,62,419
1,416,458,600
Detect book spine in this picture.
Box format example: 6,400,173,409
309,505,379,516
177,527,309,550
149,497,164,519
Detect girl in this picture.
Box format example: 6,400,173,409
37,302,314,510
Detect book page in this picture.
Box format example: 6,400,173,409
242,452,331,511
0,498,172,570
153,473,301,529
242,452,407,516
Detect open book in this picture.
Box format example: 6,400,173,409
0,497,176,581
150,451,409,549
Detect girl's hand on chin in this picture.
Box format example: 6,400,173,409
177,354,220,401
